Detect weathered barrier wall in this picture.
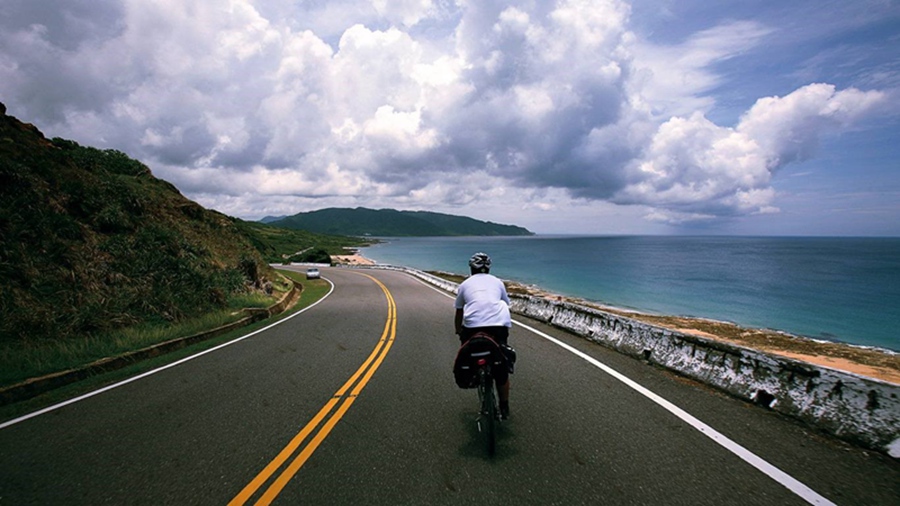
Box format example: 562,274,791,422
510,294,900,457
370,264,900,457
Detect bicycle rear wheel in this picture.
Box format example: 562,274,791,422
479,368,497,457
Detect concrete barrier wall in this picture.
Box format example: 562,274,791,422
510,294,900,457
372,264,900,457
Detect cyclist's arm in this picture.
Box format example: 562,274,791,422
499,279,510,305
455,308,464,335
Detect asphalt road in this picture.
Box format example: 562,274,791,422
1,267,897,505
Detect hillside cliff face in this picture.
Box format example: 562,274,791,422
0,102,269,342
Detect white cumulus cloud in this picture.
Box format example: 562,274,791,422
0,0,891,229
613,83,885,219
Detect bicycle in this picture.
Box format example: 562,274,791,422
454,332,508,457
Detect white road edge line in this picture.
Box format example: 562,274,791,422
513,320,835,506
0,277,335,431
416,277,835,506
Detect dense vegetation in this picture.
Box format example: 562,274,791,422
269,207,534,236
0,103,365,345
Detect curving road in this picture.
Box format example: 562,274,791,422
1,267,897,505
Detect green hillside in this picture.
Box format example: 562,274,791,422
0,103,364,344
269,207,534,236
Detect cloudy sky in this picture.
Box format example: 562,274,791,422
2,0,898,235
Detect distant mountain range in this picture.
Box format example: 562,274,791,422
266,207,534,237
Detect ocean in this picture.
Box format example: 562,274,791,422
361,236,900,352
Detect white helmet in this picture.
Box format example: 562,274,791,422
468,252,492,271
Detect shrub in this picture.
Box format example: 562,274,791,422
291,248,332,264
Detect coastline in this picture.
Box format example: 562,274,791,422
332,253,376,266
338,251,899,385
505,281,899,385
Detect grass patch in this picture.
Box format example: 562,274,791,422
0,272,295,388
0,310,248,387
427,270,466,284
0,270,330,422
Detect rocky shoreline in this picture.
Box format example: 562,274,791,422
506,281,900,385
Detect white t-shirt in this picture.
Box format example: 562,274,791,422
455,273,511,328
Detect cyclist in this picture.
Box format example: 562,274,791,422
455,252,512,419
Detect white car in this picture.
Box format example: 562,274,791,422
306,268,320,280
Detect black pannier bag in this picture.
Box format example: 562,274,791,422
453,333,513,389
500,343,517,373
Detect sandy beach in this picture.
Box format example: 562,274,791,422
335,250,899,385
331,253,376,266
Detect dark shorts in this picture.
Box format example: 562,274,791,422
459,326,509,345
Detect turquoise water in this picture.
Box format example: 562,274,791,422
362,236,900,351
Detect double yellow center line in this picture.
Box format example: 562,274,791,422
229,273,397,505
